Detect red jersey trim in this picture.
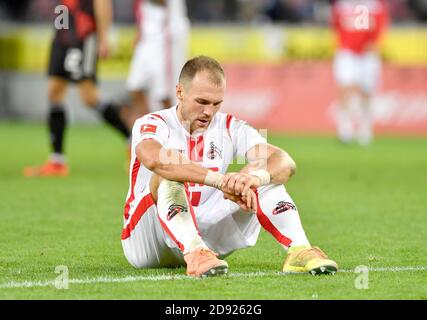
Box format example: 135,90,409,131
226,114,233,140
123,159,141,220
151,113,167,124
255,190,293,247
121,192,155,240
157,216,185,252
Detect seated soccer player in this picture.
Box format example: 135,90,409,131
121,56,338,277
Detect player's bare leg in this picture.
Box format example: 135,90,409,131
357,91,374,146
78,80,131,138
23,77,69,177
150,174,228,277
127,90,150,129
336,85,358,144
161,97,172,110
79,79,131,171
255,184,338,275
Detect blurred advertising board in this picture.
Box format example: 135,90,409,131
1,25,426,134
2,25,426,74
222,63,427,135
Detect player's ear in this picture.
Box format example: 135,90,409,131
176,84,184,100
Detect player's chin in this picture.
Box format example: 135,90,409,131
194,119,211,131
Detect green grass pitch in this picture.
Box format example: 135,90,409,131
0,121,426,299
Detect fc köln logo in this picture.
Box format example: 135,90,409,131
167,204,187,220
272,201,296,215
207,142,222,160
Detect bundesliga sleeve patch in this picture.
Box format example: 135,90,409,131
140,124,157,135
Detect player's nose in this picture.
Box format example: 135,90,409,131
203,105,215,118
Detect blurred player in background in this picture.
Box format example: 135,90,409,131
124,0,190,129
24,0,130,176
121,56,338,277
332,0,389,145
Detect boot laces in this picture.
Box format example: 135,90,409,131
192,248,218,266
297,247,328,263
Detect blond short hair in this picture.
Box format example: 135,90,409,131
178,56,225,88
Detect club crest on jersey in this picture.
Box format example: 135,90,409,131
207,142,222,160
272,201,296,215
167,204,187,220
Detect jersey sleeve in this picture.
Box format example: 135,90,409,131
228,116,267,158
133,114,170,148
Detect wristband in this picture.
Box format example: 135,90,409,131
204,170,224,189
250,169,271,186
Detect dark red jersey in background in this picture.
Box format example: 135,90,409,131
56,0,96,45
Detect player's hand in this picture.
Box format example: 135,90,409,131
223,188,257,213
98,38,110,59
221,172,261,198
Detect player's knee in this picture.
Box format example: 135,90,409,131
48,80,67,103
278,149,297,178
78,82,99,108
340,86,358,103
149,174,166,203
80,91,98,108
286,154,297,177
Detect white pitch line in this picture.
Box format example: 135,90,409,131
0,266,426,289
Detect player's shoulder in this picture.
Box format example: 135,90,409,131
139,107,174,125
213,111,239,124
212,112,252,137
211,111,234,130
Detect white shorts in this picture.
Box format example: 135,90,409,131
121,181,309,269
333,49,382,94
121,184,261,268
126,35,188,104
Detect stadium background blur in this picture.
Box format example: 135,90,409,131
0,1,427,300
0,0,426,135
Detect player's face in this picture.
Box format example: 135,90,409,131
177,71,225,134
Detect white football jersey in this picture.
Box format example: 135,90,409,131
135,0,190,42
123,105,267,221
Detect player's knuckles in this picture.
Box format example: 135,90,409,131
223,173,232,182
228,178,237,190
238,175,247,182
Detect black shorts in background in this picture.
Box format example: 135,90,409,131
47,33,98,83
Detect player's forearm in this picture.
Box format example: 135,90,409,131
152,155,208,185
94,0,112,41
242,144,296,185
266,150,296,184
241,149,296,185
137,143,209,185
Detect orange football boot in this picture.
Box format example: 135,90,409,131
184,248,228,277
23,161,69,177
